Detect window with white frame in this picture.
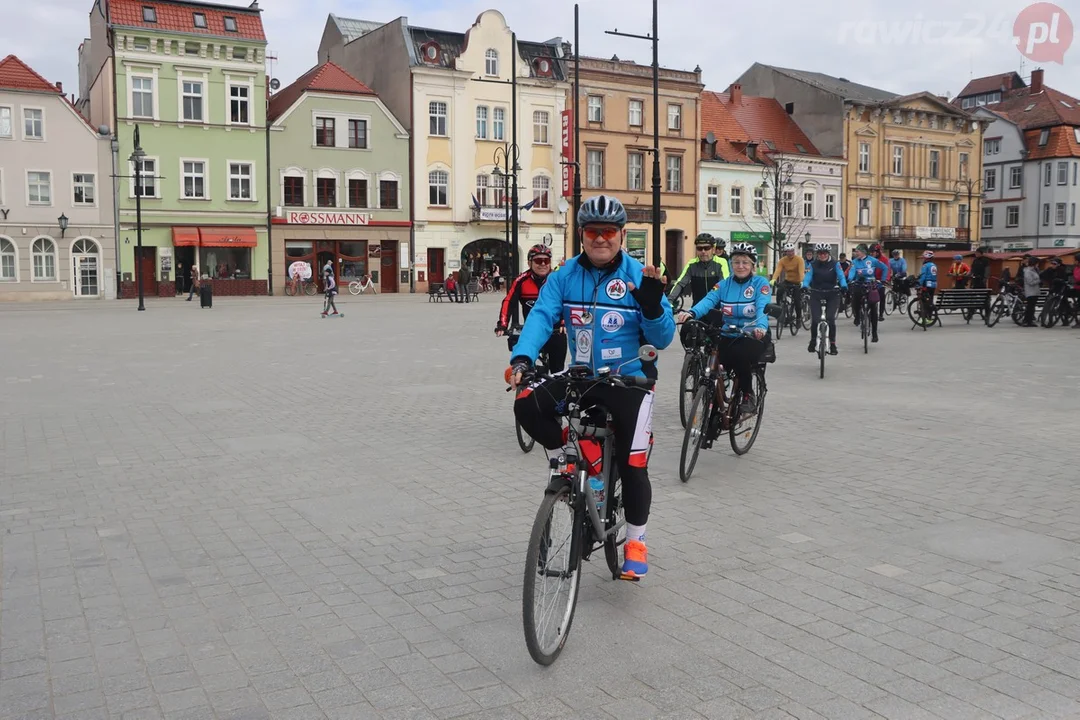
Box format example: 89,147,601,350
891,199,903,225
928,201,940,227
587,95,603,122
182,161,205,198
1056,202,1067,225
0,237,15,281
182,80,203,121
317,176,337,207
1044,163,1052,186
283,175,304,206
429,170,448,206
858,143,870,172
532,176,550,210
984,138,1000,155
347,177,367,208
1058,161,1069,185
825,192,836,219
131,76,154,118
1010,166,1023,188
131,158,156,196
23,108,43,139
532,110,549,144
1006,205,1020,227
627,152,643,191
754,187,765,215
858,197,870,226
929,149,940,179
586,149,604,188
958,204,968,228
628,99,643,127
667,104,681,131
229,84,249,124
730,187,742,215
1043,203,1051,226
32,237,56,281
429,101,447,136
665,155,682,192
982,206,994,228
959,152,969,179
73,173,95,205
984,167,997,191
475,174,490,206
476,106,488,139
348,119,367,149
802,191,814,218
0,106,10,137
706,185,718,214
314,117,335,147
492,108,505,141
1038,129,1049,146
892,145,904,175
485,49,498,76
229,162,252,200
379,176,399,209
781,190,794,217
27,171,50,204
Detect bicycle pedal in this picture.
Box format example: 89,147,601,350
618,572,641,582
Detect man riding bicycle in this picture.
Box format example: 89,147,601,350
677,242,771,416
888,249,908,302
917,250,938,319
803,243,848,355
848,244,888,343
495,244,567,373
772,243,806,326
510,194,674,580
667,233,727,308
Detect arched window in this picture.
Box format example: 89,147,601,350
485,49,498,76
32,237,57,281
72,238,100,255
531,176,550,210
0,237,16,281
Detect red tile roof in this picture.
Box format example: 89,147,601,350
1024,125,1080,160
957,72,1025,98
0,54,61,94
720,91,823,159
991,85,1080,130
700,90,753,164
108,0,265,41
269,62,377,122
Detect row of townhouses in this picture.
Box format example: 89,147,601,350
1,0,1077,301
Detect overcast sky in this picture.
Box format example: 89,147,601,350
3,0,1075,102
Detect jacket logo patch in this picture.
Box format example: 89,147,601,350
606,278,627,300
600,311,624,332
575,329,593,361
760,284,771,295
743,305,757,317
601,347,622,360
743,286,755,299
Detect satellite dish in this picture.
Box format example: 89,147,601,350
705,131,716,144
270,78,280,91
557,197,569,214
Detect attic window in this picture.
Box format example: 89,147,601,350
224,16,238,32
764,140,776,150
193,13,207,28
1039,129,1049,146
142,6,156,22
1025,103,1036,111
1062,100,1074,108
795,143,807,153
534,57,553,77
1075,127,1080,143
421,42,441,63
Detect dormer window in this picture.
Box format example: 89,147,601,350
223,16,238,32
764,140,776,151
485,49,498,76
1039,129,1049,146
142,6,157,22
193,12,207,28
1025,103,1036,111
533,57,553,78
421,42,441,64
795,143,807,153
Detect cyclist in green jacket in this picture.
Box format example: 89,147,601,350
668,233,728,307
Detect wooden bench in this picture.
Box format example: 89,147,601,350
427,283,448,302
910,288,991,330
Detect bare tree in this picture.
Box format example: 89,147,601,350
740,179,813,268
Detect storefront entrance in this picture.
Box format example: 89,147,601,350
286,239,400,293
461,238,512,282
71,238,101,297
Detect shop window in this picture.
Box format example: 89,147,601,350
199,247,251,279
338,241,368,280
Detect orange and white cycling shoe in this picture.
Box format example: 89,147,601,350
620,539,648,579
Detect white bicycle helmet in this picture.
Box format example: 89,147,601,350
782,242,795,252
813,243,831,253
730,242,757,262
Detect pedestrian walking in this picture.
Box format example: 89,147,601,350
186,265,200,301
1021,256,1041,326
458,265,472,303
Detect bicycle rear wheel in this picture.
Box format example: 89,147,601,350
516,418,535,453
678,352,700,428
730,370,766,455
862,315,869,354
800,296,812,330
1040,296,1060,328
522,485,582,666
679,385,711,482
305,282,317,296
603,469,625,578
985,295,1005,327
775,307,786,341
284,283,297,297
349,282,362,296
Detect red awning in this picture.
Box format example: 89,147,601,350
172,227,200,246
198,227,258,248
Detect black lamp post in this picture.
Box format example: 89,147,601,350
953,178,985,245
760,160,795,270
130,125,146,311
57,213,68,239
492,144,521,276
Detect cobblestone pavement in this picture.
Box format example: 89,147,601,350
2,294,1080,720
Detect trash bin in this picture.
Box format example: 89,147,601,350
200,283,213,308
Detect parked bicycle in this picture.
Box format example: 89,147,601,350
1040,287,1079,328
284,277,318,296
985,282,1024,327
520,348,657,665
348,274,378,295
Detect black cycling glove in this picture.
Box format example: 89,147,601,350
631,275,665,319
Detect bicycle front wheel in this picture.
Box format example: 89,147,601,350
730,370,766,456
603,469,625,578
349,281,362,296
985,295,1005,327
678,352,699,428
284,283,297,297
679,385,710,482
522,485,582,666
862,316,869,354
818,326,826,379
305,283,317,296
1040,296,1060,328
516,418,535,454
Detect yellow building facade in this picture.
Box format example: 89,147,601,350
845,93,989,259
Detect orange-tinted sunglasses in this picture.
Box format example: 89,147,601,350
582,226,621,242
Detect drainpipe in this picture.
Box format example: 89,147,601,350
1035,160,1043,250
408,71,415,293
108,8,122,298
265,89,273,295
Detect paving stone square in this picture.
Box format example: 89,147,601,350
2,294,1080,719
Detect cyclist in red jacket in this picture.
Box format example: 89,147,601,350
496,244,567,372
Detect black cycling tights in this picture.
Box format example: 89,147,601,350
852,287,879,335
514,377,653,526
716,335,764,396
809,290,840,343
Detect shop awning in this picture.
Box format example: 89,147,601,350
199,227,258,248
172,227,201,246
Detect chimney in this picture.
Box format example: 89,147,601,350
729,83,742,105
1031,68,1044,93
55,81,63,93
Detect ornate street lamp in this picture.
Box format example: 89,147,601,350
57,213,69,239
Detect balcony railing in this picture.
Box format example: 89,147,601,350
879,225,970,242
471,205,509,222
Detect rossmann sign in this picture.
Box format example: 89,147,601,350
286,211,371,225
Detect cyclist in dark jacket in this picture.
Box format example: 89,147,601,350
970,246,992,289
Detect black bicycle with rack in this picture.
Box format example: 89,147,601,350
517,347,658,665
505,326,550,453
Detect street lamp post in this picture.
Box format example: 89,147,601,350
493,144,521,276
953,178,985,246
129,125,147,311
760,160,795,271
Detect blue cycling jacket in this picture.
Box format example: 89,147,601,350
512,252,675,378
889,257,908,276
847,256,889,283
918,261,938,288
803,261,849,290
688,274,772,335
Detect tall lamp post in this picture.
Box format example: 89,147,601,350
760,160,795,271
130,125,147,311
606,0,661,269
953,178,985,247
492,144,521,276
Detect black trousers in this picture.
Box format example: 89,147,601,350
852,286,879,335
778,283,803,321
508,332,567,373
809,289,840,343
515,378,654,526
716,335,764,395
971,277,987,290
1024,295,1039,325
